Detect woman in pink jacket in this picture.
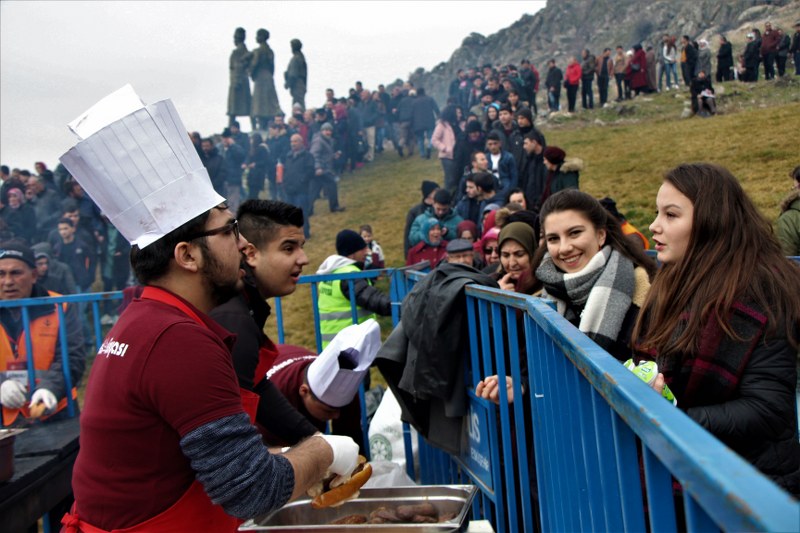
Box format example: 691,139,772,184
431,104,461,192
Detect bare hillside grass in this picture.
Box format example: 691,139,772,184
270,79,800,350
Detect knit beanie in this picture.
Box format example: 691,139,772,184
456,219,478,240
465,120,482,134
0,242,36,269
543,146,566,166
335,229,367,257
515,108,533,124
421,180,439,199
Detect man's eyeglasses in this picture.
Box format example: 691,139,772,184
483,246,499,255
186,220,240,242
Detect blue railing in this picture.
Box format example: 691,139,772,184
0,291,123,422
389,272,799,532
4,264,798,532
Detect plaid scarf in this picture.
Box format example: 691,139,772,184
536,246,635,352
650,302,769,408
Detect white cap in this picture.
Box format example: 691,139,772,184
59,85,224,248
307,319,381,408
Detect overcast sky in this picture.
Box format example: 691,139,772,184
1,0,544,171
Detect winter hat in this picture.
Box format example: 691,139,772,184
0,242,36,269
456,219,478,240
543,146,566,166
515,108,533,124
320,122,334,132
336,229,367,257
421,180,439,199
465,120,483,134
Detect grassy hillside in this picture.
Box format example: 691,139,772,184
271,78,800,350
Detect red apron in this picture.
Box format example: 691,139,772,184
62,287,258,533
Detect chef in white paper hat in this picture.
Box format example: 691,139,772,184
306,319,382,408
60,86,359,533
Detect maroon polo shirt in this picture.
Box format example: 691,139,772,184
72,289,244,530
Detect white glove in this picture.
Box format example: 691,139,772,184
0,380,27,409
31,388,58,412
318,434,359,477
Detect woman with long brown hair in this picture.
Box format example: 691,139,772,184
635,163,800,496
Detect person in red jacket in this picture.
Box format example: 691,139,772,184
406,217,448,268
564,56,582,112
629,44,649,96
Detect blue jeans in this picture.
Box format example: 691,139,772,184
664,63,679,87
416,130,430,158
548,90,560,111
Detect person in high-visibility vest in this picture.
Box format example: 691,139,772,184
316,229,391,348
0,242,84,428
0,241,85,532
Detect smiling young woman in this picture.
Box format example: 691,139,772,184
534,189,657,360
633,163,800,496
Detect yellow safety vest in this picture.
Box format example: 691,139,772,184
317,264,376,348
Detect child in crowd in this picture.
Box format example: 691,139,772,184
360,224,385,269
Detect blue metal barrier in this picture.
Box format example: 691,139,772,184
0,291,123,424
390,273,799,532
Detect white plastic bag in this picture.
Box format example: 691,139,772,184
368,388,418,473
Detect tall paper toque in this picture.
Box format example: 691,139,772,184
307,319,381,408
59,85,224,248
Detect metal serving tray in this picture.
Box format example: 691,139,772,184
239,484,478,532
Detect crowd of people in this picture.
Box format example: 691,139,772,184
445,21,800,119
1,22,799,530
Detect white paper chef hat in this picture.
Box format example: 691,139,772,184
59,85,224,248
307,319,381,408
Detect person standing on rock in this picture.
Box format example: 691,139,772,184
284,39,307,110
228,27,253,130
251,29,283,131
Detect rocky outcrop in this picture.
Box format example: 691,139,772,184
398,0,799,104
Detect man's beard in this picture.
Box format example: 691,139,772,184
201,248,241,307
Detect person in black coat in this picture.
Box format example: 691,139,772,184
283,134,315,238
545,59,563,112
244,133,272,200
716,35,734,82
410,88,440,159
200,138,227,197
743,33,761,82
681,35,698,86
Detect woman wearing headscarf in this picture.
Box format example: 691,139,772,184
406,217,448,268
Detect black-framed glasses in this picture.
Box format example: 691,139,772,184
186,220,239,242
483,246,499,254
